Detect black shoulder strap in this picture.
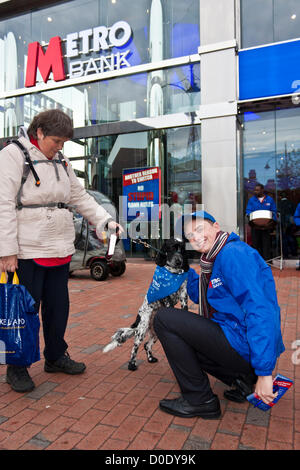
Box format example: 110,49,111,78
7,139,41,187
57,151,69,176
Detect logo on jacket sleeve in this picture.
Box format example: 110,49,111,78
209,277,223,288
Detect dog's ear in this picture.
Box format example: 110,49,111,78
155,242,167,266
155,250,167,267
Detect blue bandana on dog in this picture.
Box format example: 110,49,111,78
146,266,189,304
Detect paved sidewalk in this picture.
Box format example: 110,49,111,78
0,261,299,450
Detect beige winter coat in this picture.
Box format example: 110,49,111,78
0,137,112,259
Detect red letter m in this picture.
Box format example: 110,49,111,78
25,36,65,87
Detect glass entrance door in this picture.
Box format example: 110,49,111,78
242,107,300,260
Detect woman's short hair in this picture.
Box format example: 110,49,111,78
27,109,73,139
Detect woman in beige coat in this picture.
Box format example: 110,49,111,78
0,109,123,393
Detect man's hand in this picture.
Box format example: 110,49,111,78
255,376,277,404
0,255,18,273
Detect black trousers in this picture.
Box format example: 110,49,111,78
251,227,272,260
13,259,70,364
154,307,255,405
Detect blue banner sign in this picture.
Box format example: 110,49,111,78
239,39,300,100
122,167,161,222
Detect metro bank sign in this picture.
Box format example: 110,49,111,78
25,21,132,87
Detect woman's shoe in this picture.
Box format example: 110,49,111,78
6,365,35,393
44,352,86,375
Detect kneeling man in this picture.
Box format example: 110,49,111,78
154,211,285,419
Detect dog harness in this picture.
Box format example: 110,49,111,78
146,266,189,304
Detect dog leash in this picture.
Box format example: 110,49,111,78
132,238,165,255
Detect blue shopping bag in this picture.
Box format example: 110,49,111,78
0,272,40,366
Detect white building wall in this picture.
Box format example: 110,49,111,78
199,0,239,234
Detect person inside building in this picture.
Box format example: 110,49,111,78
294,202,300,271
0,109,123,393
278,192,297,259
153,210,284,419
245,183,277,261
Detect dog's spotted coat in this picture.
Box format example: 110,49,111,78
103,238,189,370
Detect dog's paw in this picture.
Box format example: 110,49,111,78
148,356,158,363
128,361,138,371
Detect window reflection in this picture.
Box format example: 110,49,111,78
0,63,200,138
243,108,300,200
242,107,300,256
167,126,201,211
242,0,300,48
0,0,200,92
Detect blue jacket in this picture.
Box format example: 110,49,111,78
187,233,285,376
246,195,277,220
294,203,300,226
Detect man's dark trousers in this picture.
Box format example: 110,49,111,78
15,259,70,363
154,307,255,405
251,227,272,260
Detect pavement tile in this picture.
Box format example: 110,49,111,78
156,425,190,450
210,432,240,450
183,436,211,450
62,397,99,419
100,403,134,426
294,432,300,449
75,423,115,450
40,415,77,442
111,414,147,442
188,418,220,446
0,429,11,443
268,416,294,444
246,406,270,427
240,424,267,449
100,438,129,450
45,431,83,450
143,408,174,434
120,386,150,406
0,408,39,432
26,381,58,400
218,410,246,435
31,404,70,427
266,440,293,450
0,397,33,418
0,423,43,450
127,430,162,450
132,396,160,418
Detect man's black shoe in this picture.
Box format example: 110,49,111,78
224,376,256,403
44,352,86,375
159,395,221,419
6,365,35,393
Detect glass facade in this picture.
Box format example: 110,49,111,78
0,0,200,137
241,1,300,260
241,0,300,48
1,62,200,137
0,0,201,255
0,0,199,90
242,107,300,256
76,125,201,208
70,124,201,253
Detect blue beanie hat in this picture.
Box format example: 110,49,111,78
175,210,216,239
188,210,216,223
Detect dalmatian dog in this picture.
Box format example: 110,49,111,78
103,238,190,371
